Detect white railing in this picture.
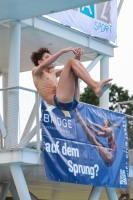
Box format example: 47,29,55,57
0,88,133,151
0,86,41,150
117,100,133,117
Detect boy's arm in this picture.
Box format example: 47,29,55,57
56,68,63,77
52,68,63,77
33,47,77,76
55,48,84,76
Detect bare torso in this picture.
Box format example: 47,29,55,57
32,68,58,105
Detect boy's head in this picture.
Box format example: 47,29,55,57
30,47,50,66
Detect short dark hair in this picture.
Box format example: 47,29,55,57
30,47,50,66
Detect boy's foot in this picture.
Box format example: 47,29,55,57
94,78,112,98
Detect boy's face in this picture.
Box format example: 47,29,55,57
42,52,50,60
38,53,54,69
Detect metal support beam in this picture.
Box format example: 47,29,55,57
117,0,125,17
2,72,8,88
18,125,37,148
0,114,7,149
8,22,21,148
0,182,11,200
2,72,9,148
105,187,118,200
8,22,20,87
100,56,109,109
0,130,3,149
88,186,102,200
119,194,130,200
30,192,39,200
10,163,31,200
86,55,103,73
0,115,7,138
10,184,20,200
20,96,41,146
21,103,36,141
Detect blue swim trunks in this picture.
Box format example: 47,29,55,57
53,95,79,111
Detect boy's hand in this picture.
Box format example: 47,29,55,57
74,47,84,56
61,47,84,55
73,47,84,60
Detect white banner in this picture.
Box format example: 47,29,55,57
47,0,117,43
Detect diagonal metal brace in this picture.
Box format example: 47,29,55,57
0,114,7,138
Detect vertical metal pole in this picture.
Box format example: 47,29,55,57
8,22,20,87
0,182,11,200
100,56,118,199
8,22,21,148
0,115,7,138
2,73,9,148
2,72,8,88
117,104,121,112
88,186,102,200
100,56,109,109
0,130,3,149
89,57,109,200
105,187,118,200
10,163,31,200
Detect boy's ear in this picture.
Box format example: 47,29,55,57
38,59,42,65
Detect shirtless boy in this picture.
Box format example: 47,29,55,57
31,47,112,111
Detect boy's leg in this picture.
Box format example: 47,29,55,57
75,59,91,77
56,59,112,103
74,77,80,101
56,61,77,103
76,59,112,92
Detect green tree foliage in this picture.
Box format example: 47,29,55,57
109,84,133,112
80,86,99,106
109,85,133,149
80,84,133,149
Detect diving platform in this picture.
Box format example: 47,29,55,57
0,0,131,199
0,16,116,74
0,0,111,23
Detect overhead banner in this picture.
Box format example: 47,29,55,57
47,0,117,43
41,101,129,188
